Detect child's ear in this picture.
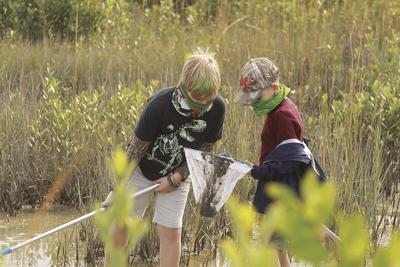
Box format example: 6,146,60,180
271,83,279,92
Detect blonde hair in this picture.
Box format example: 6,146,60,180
180,48,220,99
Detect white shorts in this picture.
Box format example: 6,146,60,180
127,167,191,229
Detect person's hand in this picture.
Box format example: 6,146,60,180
247,165,257,178
153,177,176,193
153,173,182,193
102,191,114,207
244,160,254,167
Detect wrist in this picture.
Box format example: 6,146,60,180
172,172,183,183
167,173,180,188
250,166,259,179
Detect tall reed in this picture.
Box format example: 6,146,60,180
1,0,399,263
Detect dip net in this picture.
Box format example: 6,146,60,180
184,148,251,217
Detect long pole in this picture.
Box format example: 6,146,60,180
322,224,341,242
0,184,159,257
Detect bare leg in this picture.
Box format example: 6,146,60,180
104,224,128,267
277,250,291,267
157,224,181,267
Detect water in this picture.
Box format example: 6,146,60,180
0,207,84,267
1,208,392,266
0,207,227,267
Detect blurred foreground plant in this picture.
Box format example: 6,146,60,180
94,149,146,267
222,172,400,267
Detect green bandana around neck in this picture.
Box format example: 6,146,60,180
178,82,214,114
251,84,291,116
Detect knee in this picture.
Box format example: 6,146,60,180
157,225,181,243
112,224,128,248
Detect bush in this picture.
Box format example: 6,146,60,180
0,75,150,212
222,173,400,266
0,0,105,40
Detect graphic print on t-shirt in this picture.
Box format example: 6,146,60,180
145,120,207,175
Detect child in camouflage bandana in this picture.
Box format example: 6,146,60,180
235,58,325,267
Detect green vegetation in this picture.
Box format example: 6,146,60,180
94,149,146,267
223,173,400,266
0,0,399,265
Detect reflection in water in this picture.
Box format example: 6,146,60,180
0,207,85,266
0,208,228,267
2,208,391,267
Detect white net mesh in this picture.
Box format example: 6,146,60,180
184,148,252,217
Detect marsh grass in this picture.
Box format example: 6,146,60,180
1,0,399,264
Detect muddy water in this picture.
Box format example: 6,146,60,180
0,207,84,266
4,207,388,266
0,208,229,267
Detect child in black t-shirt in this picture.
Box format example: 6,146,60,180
102,49,225,267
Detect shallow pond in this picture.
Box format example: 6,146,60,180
3,207,391,267
0,207,230,266
0,207,85,266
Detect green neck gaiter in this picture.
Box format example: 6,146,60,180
251,84,291,116
178,82,214,114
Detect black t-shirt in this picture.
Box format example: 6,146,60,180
134,87,226,180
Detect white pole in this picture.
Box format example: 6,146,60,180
0,184,159,256
322,224,341,241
